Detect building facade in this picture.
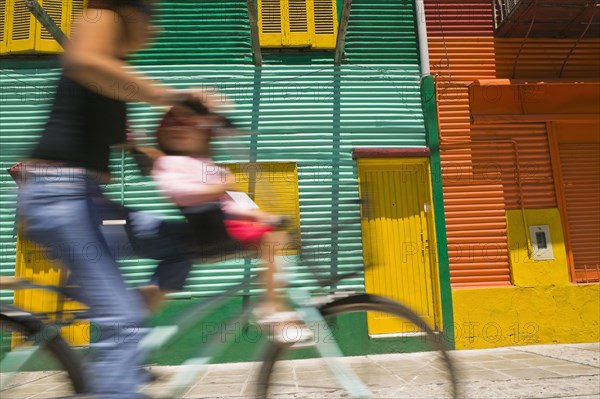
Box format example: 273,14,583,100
424,0,600,349
1,0,597,361
1,0,456,361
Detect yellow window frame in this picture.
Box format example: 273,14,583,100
222,161,301,254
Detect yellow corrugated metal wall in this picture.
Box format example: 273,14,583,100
225,162,301,251
15,234,88,345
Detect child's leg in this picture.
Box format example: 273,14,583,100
137,284,168,312
258,230,290,312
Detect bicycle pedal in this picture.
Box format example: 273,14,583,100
289,338,316,348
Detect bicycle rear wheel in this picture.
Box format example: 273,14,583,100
256,294,458,399
0,308,87,398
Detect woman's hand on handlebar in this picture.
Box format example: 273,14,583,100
161,87,232,116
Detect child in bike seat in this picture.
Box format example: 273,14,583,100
147,105,310,339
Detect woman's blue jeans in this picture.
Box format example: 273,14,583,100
18,166,159,398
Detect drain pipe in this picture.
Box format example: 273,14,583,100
415,0,431,77
416,0,455,345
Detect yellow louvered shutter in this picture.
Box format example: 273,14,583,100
8,0,36,53
310,0,337,49
259,0,284,47
1,0,84,55
285,0,310,46
69,0,85,37
34,0,66,52
258,0,337,49
1,0,8,53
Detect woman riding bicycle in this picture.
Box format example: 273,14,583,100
17,1,220,397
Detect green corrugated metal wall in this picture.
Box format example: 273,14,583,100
138,0,254,64
0,0,424,301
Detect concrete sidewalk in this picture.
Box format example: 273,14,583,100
141,342,599,399
3,342,599,398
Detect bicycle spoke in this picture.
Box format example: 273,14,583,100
257,294,458,399
297,304,373,398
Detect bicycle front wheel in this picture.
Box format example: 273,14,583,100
256,294,458,399
0,308,87,398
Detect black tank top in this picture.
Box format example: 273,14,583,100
31,74,127,174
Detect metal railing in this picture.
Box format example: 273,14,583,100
493,0,526,30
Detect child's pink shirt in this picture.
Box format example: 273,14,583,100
152,156,240,215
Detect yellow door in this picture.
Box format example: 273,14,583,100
358,158,441,335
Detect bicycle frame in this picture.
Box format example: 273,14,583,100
1,245,375,399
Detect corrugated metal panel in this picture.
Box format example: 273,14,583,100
494,39,600,79
424,0,494,37
443,182,510,287
427,20,508,287
0,63,424,299
425,1,598,287
438,122,555,286
133,1,253,64
122,64,425,296
429,37,600,81
559,144,600,283
0,1,425,300
344,0,419,63
470,123,556,209
0,67,57,303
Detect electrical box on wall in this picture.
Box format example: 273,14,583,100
529,225,554,261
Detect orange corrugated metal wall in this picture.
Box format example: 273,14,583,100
470,124,556,210
558,143,600,283
424,0,600,287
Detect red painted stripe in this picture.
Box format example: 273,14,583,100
352,148,430,159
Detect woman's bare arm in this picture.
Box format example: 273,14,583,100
62,8,176,105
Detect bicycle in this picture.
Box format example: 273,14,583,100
0,240,459,399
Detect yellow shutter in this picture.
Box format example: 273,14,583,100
1,0,83,54
69,0,86,37
258,0,284,47
8,0,36,53
0,0,8,54
258,0,337,49
34,0,66,52
310,0,337,49
284,0,310,47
